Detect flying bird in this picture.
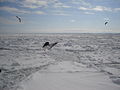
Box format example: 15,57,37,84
42,42,58,50
16,16,21,22
105,21,108,26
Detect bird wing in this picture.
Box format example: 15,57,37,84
43,42,49,48
16,16,21,22
49,42,58,49
18,18,21,22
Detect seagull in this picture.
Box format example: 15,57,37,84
16,16,21,22
42,42,58,50
105,21,108,26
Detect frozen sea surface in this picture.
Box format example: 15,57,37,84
0,33,120,90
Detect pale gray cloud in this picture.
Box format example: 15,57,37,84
79,6,120,13
71,0,91,7
52,10,69,16
114,8,120,11
70,19,76,22
79,7,89,10
17,0,71,9
0,6,30,14
93,6,112,11
84,12,94,15
34,11,46,15
79,6,112,12
1,0,120,16
0,6,46,15
53,2,71,8
20,0,48,9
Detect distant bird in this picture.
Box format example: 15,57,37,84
105,21,108,26
16,16,21,22
42,42,58,50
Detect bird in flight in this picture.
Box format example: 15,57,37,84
105,21,108,26
16,16,21,22
42,42,58,50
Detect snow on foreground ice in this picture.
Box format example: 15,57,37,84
0,33,120,90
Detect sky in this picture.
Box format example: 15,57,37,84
0,0,120,33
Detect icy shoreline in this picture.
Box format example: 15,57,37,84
18,61,120,90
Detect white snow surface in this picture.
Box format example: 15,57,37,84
0,33,120,90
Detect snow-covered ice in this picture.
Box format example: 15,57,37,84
0,33,120,90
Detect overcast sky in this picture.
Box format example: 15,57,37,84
0,0,120,33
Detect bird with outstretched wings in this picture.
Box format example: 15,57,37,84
16,16,21,22
42,42,58,50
